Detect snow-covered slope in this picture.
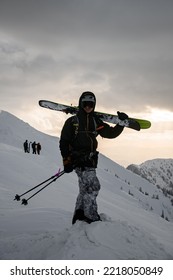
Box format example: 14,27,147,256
127,159,173,206
0,110,173,259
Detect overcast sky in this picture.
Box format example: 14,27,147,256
0,0,173,166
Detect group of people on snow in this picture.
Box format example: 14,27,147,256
23,140,42,155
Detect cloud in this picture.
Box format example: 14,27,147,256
1,0,173,41
0,0,173,116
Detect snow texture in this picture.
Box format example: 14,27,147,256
0,110,173,260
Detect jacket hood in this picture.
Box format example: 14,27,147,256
78,91,96,111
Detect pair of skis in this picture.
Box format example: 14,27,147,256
39,100,151,131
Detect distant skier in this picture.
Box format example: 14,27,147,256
32,141,37,154
60,91,128,224
23,140,29,153
37,142,41,155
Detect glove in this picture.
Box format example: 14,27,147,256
63,156,74,173
117,111,128,120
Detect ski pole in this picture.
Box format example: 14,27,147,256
21,170,65,205
14,169,63,202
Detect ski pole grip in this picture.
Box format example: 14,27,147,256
55,168,61,176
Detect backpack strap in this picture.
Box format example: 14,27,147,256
71,115,79,137
71,115,100,138
94,114,105,134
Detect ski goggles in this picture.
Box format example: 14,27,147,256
82,101,95,108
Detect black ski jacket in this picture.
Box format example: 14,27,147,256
59,102,124,167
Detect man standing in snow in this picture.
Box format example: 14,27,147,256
59,91,128,224
32,141,37,154
23,140,29,153
37,142,42,155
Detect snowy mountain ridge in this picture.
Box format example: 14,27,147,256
127,159,173,206
0,110,173,259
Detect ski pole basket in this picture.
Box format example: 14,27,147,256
14,169,65,205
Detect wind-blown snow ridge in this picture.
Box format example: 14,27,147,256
127,159,173,212
128,159,173,190
0,110,173,259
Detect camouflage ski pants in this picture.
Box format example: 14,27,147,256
74,167,101,221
